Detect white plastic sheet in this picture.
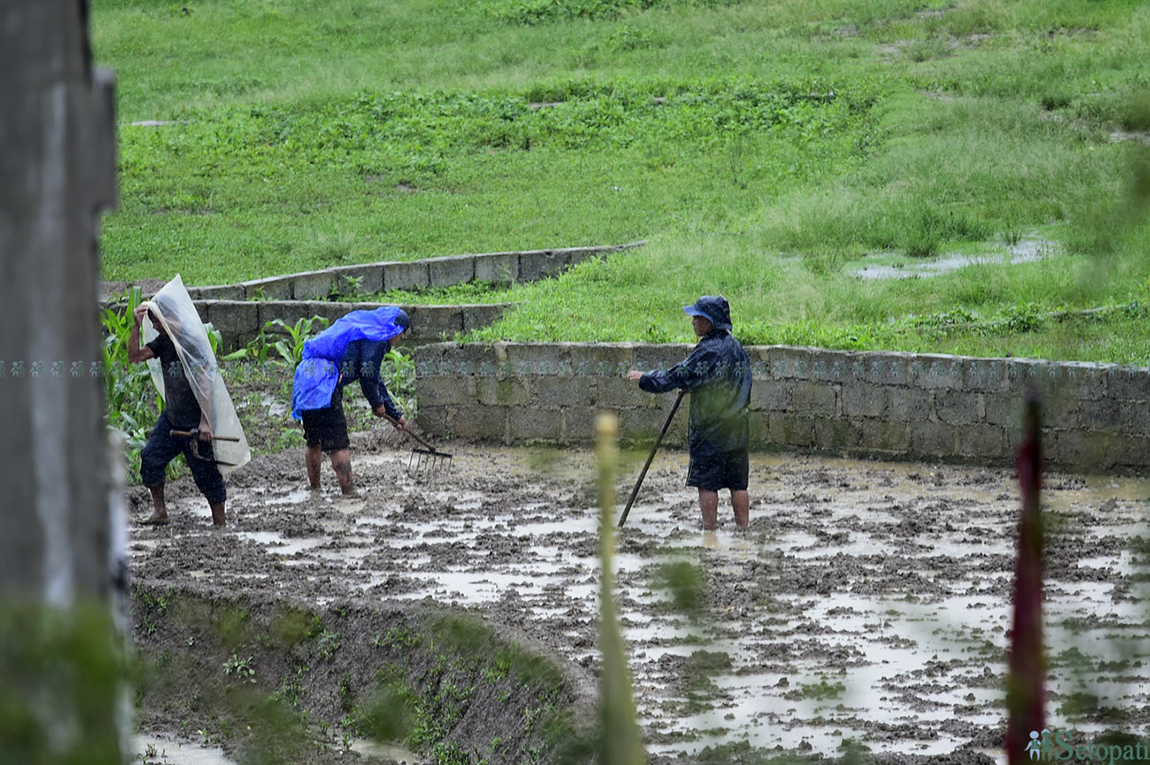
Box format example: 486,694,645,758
141,275,251,474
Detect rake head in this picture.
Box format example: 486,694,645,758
407,447,453,475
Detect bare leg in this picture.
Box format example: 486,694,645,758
699,489,719,531
210,502,226,527
330,449,355,495
306,444,323,489
143,485,169,525
732,489,750,529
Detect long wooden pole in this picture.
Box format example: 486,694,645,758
617,389,686,528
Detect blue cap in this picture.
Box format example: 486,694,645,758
683,295,732,331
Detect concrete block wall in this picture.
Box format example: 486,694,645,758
197,300,509,354
184,242,645,301
412,342,1150,473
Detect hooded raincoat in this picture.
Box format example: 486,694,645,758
638,296,751,458
291,307,408,420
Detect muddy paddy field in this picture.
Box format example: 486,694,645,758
127,427,1150,765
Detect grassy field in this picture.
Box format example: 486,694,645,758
91,0,1150,362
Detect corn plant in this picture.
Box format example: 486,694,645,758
101,287,159,459
266,317,330,367
382,348,418,419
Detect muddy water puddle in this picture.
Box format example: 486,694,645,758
131,445,1150,759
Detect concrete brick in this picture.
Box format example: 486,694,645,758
768,413,815,447
751,379,787,412
810,350,858,383
771,347,814,380
414,343,478,379
595,376,640,407
414,406,450,439
746,347,774,380
426,255,476,288
383,261,430,292
420,377,475,408
413,343,448,375
748,410,769,447
200,300,261,338
633,344,691,373
506,343,572,376
1113,436,1150,470
510,405,562,442
408,306,464,342
955,424,1007,459
964,358,1008,392
1057,362,1107,401
291,270,335,301
1041,394,1080,431
1077,400,1150,436
448,405,509,443
619,406,683,443
474,252,519,284
189,284,245,301
241,276,293,301
908,421,955,458
329,264,384,296
814,417,862,451
865,353,912,387
518,249,571,281
791,380,837,415
910,355,964,389
579,344,638,380
858,419,910,453
934,391,982,426
984,394,1021,428
1045,430,1124,472
562,408,601,443
842,384,888,419
889,389,931,422
529,376,595,408
1108,365,1150,401
461,304,510,333
1007,358,1065,396
564,246,606,269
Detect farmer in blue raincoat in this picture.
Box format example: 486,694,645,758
291,307,410,495
629,296,752,530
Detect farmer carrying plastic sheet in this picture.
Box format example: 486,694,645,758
128,275,251,527
628,295,752,530
291,306,410,496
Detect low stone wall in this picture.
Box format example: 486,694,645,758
412,342,1150,473
185,242,645,301
198,300,509,354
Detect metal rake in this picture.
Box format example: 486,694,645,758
381,414,453,475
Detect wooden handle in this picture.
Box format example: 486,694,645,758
379,413,442,454
170,429,241,442
617,388,686,528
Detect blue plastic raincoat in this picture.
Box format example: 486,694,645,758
290,307,407,420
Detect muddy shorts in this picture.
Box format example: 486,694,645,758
687,448,749,492
301,387,349,452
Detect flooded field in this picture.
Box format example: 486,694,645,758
127,432,1150,762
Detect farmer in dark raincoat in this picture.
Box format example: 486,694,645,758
291,307,410,495
629,296,752,530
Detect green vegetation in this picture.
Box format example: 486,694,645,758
0,600,127,765
91,0,1150,363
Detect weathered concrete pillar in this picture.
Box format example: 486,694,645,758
0,0,124,761
1,0,116,602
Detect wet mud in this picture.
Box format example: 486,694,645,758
128,427,1150,763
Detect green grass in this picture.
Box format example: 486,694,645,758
92,0,1150,362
